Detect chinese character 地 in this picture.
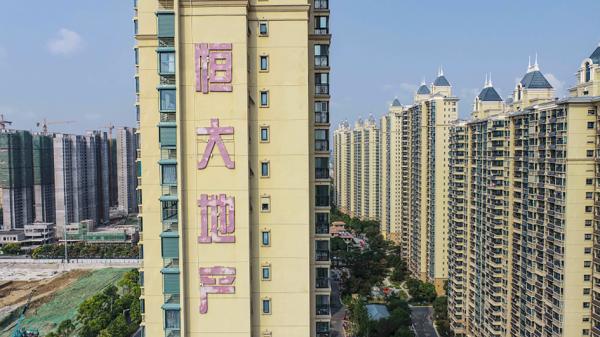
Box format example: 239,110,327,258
197,118,235,169
199,267,236,314
198,194,235,244
195,43,233,94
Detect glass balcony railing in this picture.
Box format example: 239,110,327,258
161,148,177,160
164,293,180,305
316,304,330,316
316,250,330,261
162,185,178,197
163,258,179,269
316,277,329,288
314,0,328,9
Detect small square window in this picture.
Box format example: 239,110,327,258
261,161,270,177
262,299,271,314
262,266,271,280
587,150,594,158
260,55,269,71
261,196,271,212
585,247,592,254
585,206,593,213
260,127,270,142
586,192,593,199
589,110,597,116
259,22,269,36
260,91,269,107
585,234,592,240
584,261,592,268
588,122,595,129
586,178,593,185
586,219,593,226
261,231,271,246
583,302,591,308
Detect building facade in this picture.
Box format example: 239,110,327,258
117,127,138,214
32,133,55,224
135,0,332,336
448,45,600,337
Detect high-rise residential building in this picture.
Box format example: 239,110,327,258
448,45,600,337
333,120,351,214
116,127,138,214
0,130,34,230
90,131,111,224
32,133,55,224
135,0,332,336
334,116,381,220
53,133,109,237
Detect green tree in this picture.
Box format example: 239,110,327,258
349,298,371,337
1,243,21,255
57,319,76,337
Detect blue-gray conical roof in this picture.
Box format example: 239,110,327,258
478,86,502,102
520,71,552,89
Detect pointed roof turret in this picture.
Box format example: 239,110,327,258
417,79,431,95
391,98,402,107
433,66,451,86
477,73,502,101
521,57,552,89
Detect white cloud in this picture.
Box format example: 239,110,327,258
545,73,565,97
47,29,83,55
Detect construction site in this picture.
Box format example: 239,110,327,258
0,260,134,337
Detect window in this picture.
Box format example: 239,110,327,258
159,126,177,147
316,157,329,179
588,109,596,116
586,178,593,185
261,161,270,177
157,13,175,38
316,322,330,335
315,129,329,151
314,44,329,67
161,237,179,259
163,273,180,294
585,62,591,82
314,0,328,9
261,196,271,212
315,73,329,95
260,91,269,107
585,234,592,240
162,200,178,222
586,219,593,226
160,52,176,74
315,101,329,123
259,22,268,36
165,309,180,330
584,287,591,294
134,48,139,66
585,247,592,254
587,150,594,158
262,299,271,314
316,268,329,288
584,261,592,268
316,295,330,315
588,122,595,129
260,55,269,71
260,127,270,142
586,192,593,199
316,213,330,234
316,185,329,207
262,265,271,280
585,206,593,213
160,89,176,111
135,78,140,94
162,164,177,185
583,302,591,309
316,240,329,261
315,16,329,34
585,275,592,282
261,231,271,246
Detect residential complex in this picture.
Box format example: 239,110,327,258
334,71,457,292
134,0,332,336
447,45,600,337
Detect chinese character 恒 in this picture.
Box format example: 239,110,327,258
195,43,233,94
198,194,235,244
199,267,236,314
197,118,235,169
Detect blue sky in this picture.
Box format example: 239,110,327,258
0,1,598,134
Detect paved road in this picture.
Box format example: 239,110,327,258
330,275,347,337
411,306,438,337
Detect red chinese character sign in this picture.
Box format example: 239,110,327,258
197,118,235,169
199,267,236,314
198,194,235,244
195,43,233,94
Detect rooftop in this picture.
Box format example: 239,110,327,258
520,70,552,89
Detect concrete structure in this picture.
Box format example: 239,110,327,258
333,120,351,214
32,134,55,224
0,130,34,231
135,0,332,336
22,222,55,248
0,230,25,245
447,45,600,337
116,127,138,213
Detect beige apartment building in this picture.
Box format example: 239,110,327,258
333,116,380,221
448,44,600,337
134,0,332,336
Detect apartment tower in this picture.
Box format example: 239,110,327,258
32,133,55,223
134,0,332,336
117,127,138,213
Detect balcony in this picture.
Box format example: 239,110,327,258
314,0,328,9
164,293,180,305
315,55,329,68
163,258,179,269
316,250,330,262
316,304,330,316
316,277,330,289
315,84,330,95
316,167,329,179
158,0,174,10
316,224,329,235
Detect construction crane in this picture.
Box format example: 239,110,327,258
36,118,76,134
0,114,13,130
11,291,39,337
100,123,115,139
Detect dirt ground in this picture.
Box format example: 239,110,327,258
0,270,90,317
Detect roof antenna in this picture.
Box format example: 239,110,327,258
488,73,493,87
484,73,488,88
439,66,444,77
528,56,532,72
421,77,426,86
